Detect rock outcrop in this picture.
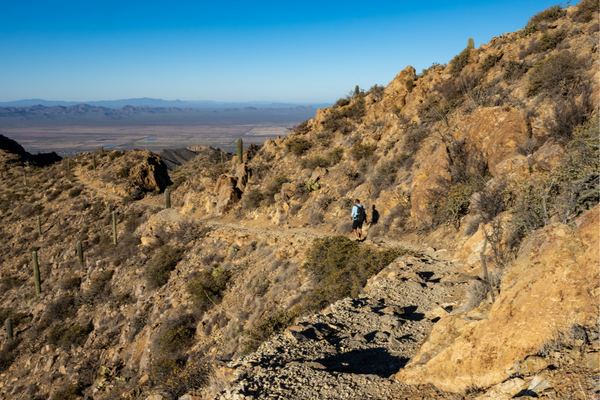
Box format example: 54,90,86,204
391,205,600,392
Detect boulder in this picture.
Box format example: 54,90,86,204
213,175,242,214
129,153,170,192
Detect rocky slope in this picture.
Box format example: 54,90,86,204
0,1,598,400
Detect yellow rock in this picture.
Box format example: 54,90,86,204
392,205,600,392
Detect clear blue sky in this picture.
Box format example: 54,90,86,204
0,0,569,104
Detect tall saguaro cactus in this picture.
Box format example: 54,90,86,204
237,138,243,164
32,251,41,295
23,171,27,186
112,211,117,245
467,38,475,49
5,318,13,342
77,241,84,267
93,154,97,170
165,188,171,209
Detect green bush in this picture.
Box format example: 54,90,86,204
76,269,114,306
527,51,582,97
116,167,129,179
539,28,567,51
242,309,300,354
243,189,264,210
522,5,566,37
0,340,19,372
187,268,231,311
302,236,405,312
450,48,471,76
571,0,599,22
68,187,82,197
263,175,289,205
157,314,197,354
145,246,183,288
51,384,82,400
300,148,344,169
286,137,312,156
48,323,93,349
350,141,376,161
40,295,78,327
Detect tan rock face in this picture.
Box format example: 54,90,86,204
129,153,170,192
451,107,529,176
391,205,600,392
381,66,416,110
213,175,242,214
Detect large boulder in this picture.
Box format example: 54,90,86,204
391,205,599,392
213,175,242,214
129,153,170,192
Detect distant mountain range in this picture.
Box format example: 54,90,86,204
0,97,332,109
0,103,320,121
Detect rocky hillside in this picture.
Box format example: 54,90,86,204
0,1,598,400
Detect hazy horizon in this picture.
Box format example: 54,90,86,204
1,0,574,103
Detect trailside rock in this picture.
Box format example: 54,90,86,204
392,205,600,392
213,175,242,214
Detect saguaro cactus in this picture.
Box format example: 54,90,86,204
237,138,243,164
36,216,42,237
221,151,224,166
77,241,84,267
467,38,475,49
112,211,117,245
23,171,27,186
32,251,41,295
354,85,360,96
93,154,97,170
5,318,13,342
67,159,71,174
165,188,171,209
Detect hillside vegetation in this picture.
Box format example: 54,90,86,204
0,1,598,399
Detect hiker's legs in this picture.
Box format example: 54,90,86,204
353,228,359,239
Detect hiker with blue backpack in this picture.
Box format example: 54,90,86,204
351,199,367,241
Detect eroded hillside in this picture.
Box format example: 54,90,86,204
0,1,598,399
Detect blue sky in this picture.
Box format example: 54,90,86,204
0,0,570,104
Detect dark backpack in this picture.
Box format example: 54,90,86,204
356,205,366,222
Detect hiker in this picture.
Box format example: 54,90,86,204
351,199,367,240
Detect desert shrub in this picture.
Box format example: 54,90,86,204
0,308,28,327
472,182,507,225
116,167,129,179
157,313,197,355
243,189,264,210
242,308,301,354
539,28,567,51
0,275,24,291
527,51,582,97
108,150,123,161
0,340,19,372
522,5,566,37
322,110,353,135
145,245,183,288
480,53,500,72
68,187,82,197
51,384,82,400
263,175,289,205
334,98,350,107
288,120,311,135
76,269,115,307
371,160,402,198
302,236,405,312
518,39,542,59
286,137,312,156
151,358,212,398
48,322,93,349
40,295,77,327
403,127,429,155
368,84,385,102
571,0,600,22
300,147,344,169
187,268,231,311
60,274,81,291
516,137,541,156
503,60,531,82
545,84,594,145
350,141,376,161
450,48,471,76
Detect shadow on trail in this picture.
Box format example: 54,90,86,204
315,348,409,377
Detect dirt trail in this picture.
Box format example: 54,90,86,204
75,169,447,261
